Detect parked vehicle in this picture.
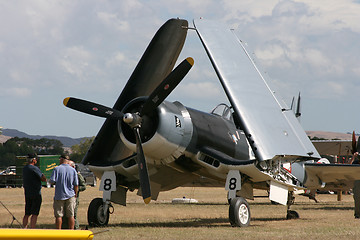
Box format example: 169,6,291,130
76,163,97,186
16,155,59,187
0,166,19,188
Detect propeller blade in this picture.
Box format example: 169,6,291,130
353,131,357,154
81,19,188,166
141,57,194,116
133,127,152,204
63,97,123,120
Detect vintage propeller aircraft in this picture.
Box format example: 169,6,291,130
63,18,360,227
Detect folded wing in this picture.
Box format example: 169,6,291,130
194,18,320,162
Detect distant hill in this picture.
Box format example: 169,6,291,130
0,128,353,147
0,135,11,144
1,129,88,147
306,131,354,140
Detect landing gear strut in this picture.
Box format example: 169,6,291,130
286,191,299,219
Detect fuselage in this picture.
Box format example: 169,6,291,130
88,99,253,195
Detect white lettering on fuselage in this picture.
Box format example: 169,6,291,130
175,116,181,128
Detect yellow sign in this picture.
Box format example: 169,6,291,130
46,163,57,171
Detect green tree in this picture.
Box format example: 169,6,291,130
0,137,65,168
70,137,95,162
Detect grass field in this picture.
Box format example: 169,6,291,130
1,185,360,239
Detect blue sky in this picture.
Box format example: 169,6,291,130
1,0,359,138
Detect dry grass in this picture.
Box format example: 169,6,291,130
1,185,360,240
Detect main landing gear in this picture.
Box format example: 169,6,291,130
226,170,251,227
226,169,300,227
228,193,299,227
229,197,251,227
87,198,114,227
88,171,116,227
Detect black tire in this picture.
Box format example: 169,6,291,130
286,210,299,219
229,197,250,227
87,198,110,227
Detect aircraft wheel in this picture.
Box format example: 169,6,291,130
286,210,299,219
87,198,110,227
229,197,250,227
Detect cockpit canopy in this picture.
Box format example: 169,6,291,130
211,103,233,121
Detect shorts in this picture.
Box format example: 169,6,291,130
53,196,76,218
25,195,42,216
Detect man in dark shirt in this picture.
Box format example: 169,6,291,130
22,153,46,228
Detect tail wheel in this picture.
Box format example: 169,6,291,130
229,197,250,227
87,198,110,227
287,210,299,219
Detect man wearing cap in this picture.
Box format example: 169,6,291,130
62,160,86,229
22,153,46,228
50,155,79,229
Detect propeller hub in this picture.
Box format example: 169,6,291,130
123,112,142,128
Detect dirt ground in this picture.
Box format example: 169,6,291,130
1,185,359,239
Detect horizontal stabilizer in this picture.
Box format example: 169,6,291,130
304,163,360,190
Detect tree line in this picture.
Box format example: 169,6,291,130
0,137,94,168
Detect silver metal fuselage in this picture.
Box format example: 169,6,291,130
89,100,253,197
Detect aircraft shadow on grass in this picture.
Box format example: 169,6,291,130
301,206,353,211
106,218,229,228
102,217,287,229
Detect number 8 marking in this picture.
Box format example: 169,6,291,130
229,177,237,190
104,178,112,191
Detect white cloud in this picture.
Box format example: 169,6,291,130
222,0,280,23
327,81,345,95
22,1,72,42
118,0,144,16
97,12,130,32
1,88,32,97
353,67,360,77
295,0,360,33
1,0,360,136
303,49,344,75
229,0,360,103
106,52,126,67
178,81,223,99
59,46,93,81
255,44,292,68
308,80,347,100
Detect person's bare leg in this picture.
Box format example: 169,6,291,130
30,215,38,228
22,215,29,228
68,216,75,229
55,217,62,229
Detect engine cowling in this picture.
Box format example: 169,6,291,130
119,99,193,163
